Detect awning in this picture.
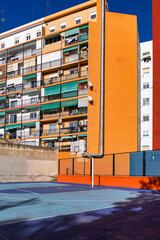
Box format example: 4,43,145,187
79,78,88,83
41,137,57,141
79,134,87,137
61,81,78,93
80,24,88,30
0,125,4,128
24,40,36,46
61,135,76,139
61,99,78,107
78,97,88,108
25,106,39,110
65,28,79,37
5,124,21,130
80,41,88,46
0,81,5,84
63,46,78,53
6,108,20,112
62,91,77,99
24,89,38,94
41,102,60,111
0,111,5,116
24,73,36,80
44,85,60,96
22,122,36,127
0,96,6,101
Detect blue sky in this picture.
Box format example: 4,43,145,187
0,0,152,42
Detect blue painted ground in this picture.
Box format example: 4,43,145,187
0,182,159,239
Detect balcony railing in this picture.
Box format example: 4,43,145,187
6,115,39,124
6,99,40,109
7,49,41,64
7,64,41,78
23,81,41,90
42,108,87,120
42,52,88,70
6,85,22,94
43,70,88,86
65,33,88,46
7,130,40,140
42,125,87,137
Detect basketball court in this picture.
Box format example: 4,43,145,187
0,182,160,239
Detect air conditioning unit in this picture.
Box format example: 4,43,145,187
58,70,64,75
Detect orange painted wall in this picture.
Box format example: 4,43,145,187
58,175,160,190
87,0,139,155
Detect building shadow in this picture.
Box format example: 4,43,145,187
139,177,160,191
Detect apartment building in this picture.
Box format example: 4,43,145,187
0,0,140,157
141,41,152,151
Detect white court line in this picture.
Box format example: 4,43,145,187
0,205,114,226
16,188,40,195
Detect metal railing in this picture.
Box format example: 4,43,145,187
65,33,88,46
42,70,88,86
7,64,41,78
42,52,88,70
6,115,39,124
7,130,40,140
41,109,88,120
42,125,87,137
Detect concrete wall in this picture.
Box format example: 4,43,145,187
0,142,58,182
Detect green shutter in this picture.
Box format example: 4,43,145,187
41,102,60,111
65,28,79,37
24,73,36,80
22,122,36,127
80,24,88,30
0,125,4,128
63,46,78,53
6,108,20,112
79,34,88,42
61,81,78,93
79,78,88,83
61,99,78,107
41,137,57,141
5,124,21,130
44,85,60,96
0,111,5,116
62,91,77,99
0,96,6,101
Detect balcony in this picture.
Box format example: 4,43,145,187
7,64,41,79
6,85,22,94
42,108,87,120
6,98,40,109
7,130,40,140
43,70,87,86
23,81,41,91
42,52,88,71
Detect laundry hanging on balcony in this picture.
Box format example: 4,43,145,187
78,97,88,108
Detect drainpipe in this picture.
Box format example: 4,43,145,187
83,0,106,187
83,0,105,159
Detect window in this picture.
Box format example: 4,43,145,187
143,98,150,106
11,100,18,108
142,145,150,151
143,83,149,89
45,35,61,45
31,97,37,104
10,114,17,124
15,38,19,45
143,68,150,75
1,42,5,49
90,11,97,20
30,112,37,119
70,69,78,74
36,31,41,37
31,81,37,88
75,17,81,25
60,21,66,30
49,124,57,133
26,34,31,41
143,130,149,137
49,25,55,33
143,115,149,122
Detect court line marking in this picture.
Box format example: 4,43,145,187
0,205,114,226
16,188,40,195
